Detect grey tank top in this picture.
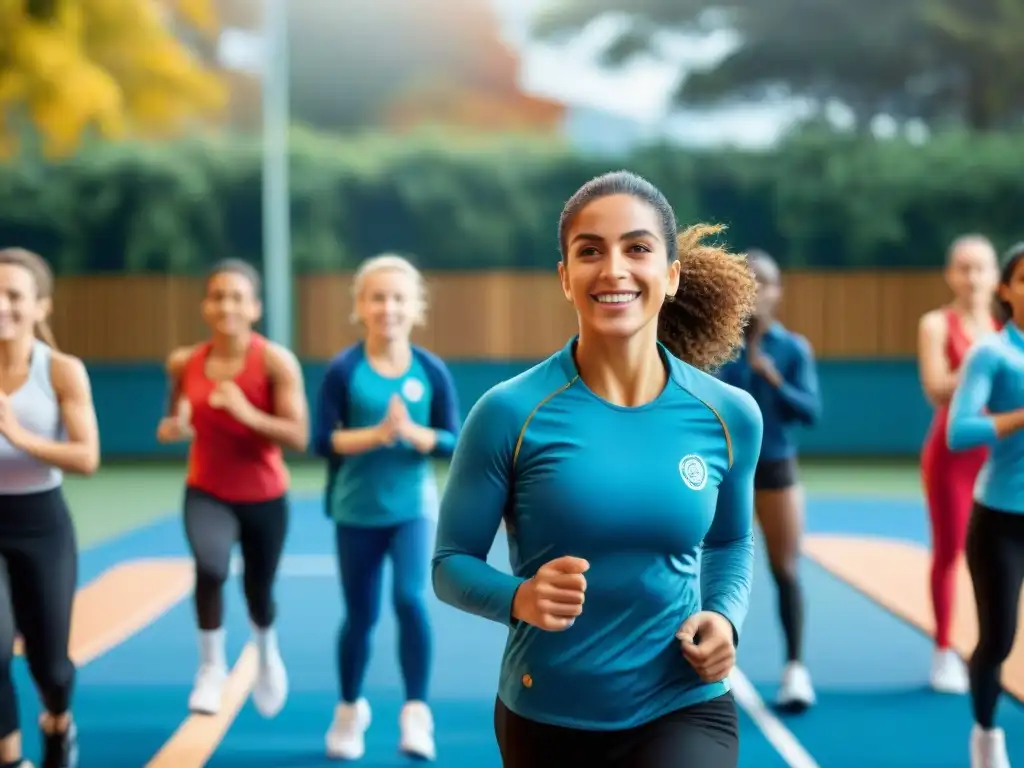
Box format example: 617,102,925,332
0,340,63,494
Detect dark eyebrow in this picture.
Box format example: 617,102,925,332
570,229,661,245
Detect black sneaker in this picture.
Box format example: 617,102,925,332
41,720,77,768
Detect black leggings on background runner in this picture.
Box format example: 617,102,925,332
494,692,739,768
966,502,1024,729
183,487,289,630
0,488,77,738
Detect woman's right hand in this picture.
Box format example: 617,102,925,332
512,556,589,631
156,398,192,443
156,416,192,443
375,395,407,447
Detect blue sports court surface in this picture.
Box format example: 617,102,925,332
14,484,1024,767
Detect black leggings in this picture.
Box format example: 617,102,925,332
494,692,738,768
966,502,1024,729
0,488,77,738
183,487,289,631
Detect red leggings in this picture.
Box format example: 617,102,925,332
921,436,987,648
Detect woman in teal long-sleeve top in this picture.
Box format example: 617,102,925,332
947,242,1024,768
432,171,762,768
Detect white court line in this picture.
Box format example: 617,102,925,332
729,667,820,768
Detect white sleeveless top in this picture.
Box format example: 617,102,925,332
0,341,63,494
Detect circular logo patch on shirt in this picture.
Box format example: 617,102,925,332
679,454,708,491
401,377,425,403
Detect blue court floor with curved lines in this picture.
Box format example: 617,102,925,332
10,491,1024,767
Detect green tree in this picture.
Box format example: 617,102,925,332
534,0,1024,130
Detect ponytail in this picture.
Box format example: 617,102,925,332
34,319,58,350
656,224,756,372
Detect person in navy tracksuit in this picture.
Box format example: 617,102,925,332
717,249,822,713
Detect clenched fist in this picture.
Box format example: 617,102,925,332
512,556,589,631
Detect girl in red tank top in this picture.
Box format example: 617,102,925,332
156,259,309,722
918,235,999,694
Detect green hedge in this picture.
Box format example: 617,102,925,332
2,126,1023,273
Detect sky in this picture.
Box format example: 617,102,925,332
489,0,809,147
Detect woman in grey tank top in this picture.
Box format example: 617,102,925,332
0,249,99,768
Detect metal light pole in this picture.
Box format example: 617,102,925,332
261,0,292,347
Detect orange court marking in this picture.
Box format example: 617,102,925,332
145,643,259,768
14,557,194,664
804,534,1024,701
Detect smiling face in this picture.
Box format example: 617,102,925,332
558,193,680,344
354,266,423,345
0,263,48,342
202,269,261,336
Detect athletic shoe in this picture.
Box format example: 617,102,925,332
931,648,970,694
970,725,1010,768
399,701,436,761
775,661,816,712
188,663,228,715
326,699,372,760
40,719,77,768
252,628,288,718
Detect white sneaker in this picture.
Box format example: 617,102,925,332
252,642,288,718
399,701,436,761
776,661,816,712
325,698,372,760
971,725,1011,768
188,663,228,715
930,648,970,694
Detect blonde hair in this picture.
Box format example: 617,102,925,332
350,253,428,326
0,248,59,350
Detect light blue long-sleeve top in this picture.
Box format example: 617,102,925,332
947,322,1024,514
431,337,763,731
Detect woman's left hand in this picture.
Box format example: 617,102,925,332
0,391,26,447
676,611,736,683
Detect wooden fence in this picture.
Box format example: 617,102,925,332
49,271,950,361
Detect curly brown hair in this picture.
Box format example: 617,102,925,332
0,247,59,349
558,171,755,372
658,224,755,371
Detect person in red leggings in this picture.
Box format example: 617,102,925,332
917,234,999,693
156,259,309,719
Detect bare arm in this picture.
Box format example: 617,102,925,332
236,343,309,452
156,345,195,443
12,353,99,475
331,425,389,455
918,311,958,406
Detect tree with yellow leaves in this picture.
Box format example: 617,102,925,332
0,0,226,157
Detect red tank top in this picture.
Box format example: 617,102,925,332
182,333,289,503
928,308,991,439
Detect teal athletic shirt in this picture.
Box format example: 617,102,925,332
312,345,460,527
947,322,1024,514
432,337,763,730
